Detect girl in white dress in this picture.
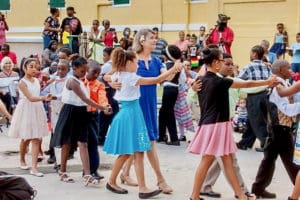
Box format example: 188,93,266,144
8,58,52,177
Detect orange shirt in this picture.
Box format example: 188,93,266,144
84,78,108,112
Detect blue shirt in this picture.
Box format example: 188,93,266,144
291,43,300,63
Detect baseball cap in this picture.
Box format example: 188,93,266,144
199,26,206,31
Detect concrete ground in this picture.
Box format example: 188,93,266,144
0,126,293,200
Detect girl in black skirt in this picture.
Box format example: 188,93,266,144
51,56,112,185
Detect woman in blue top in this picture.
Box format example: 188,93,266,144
131,29,173,194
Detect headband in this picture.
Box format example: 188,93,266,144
165,46,176,62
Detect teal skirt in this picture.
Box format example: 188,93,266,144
103,99,152,155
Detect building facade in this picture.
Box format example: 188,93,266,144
3,0,300,65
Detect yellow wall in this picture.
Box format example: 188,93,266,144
3,0,300,66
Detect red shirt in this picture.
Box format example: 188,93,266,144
207,27,234,55
104,31,114,48
0,51,17,64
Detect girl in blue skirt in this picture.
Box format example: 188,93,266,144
103,47,181,199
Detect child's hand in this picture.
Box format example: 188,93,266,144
44,94,53,101
51,95,58,100
103,105,112,115
109,81,122,90
192,78,202,92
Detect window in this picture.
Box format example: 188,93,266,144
113,0,130,6
0,0,10,11
49,0,65,8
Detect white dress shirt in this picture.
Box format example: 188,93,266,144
269,77,300,117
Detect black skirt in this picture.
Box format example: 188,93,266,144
51,104,89,148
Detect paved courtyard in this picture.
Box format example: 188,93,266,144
0,127,293,200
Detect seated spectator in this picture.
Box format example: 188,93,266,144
42,40,58,69
0,56,18,78
236,98,248,132
0,56,19,116
0,44,17,70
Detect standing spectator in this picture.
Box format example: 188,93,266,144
236,45,272,151
288,33,300,73
197,26,206,49
206,14,234,55
42,8,60,49
119,27,133,50
88,20,104,64
42,40,58,69
174,31,189,58
187,34,201,68
269,23,288,58
151,27,168,62
61,25,71,48
101,19,118,48
261,39,277,67
61,7,82,54
0,13,9,47
0,44,17,70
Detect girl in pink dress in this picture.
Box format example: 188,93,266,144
8,58,52,177
0,13,8,47
188,48,277,200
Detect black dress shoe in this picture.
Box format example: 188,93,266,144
106,183,128,194
236,143,248,150
200,191,221,198
166,141,180,146
157,137,168,143
92,172,104,180
139,189,161,199
254,190,276,199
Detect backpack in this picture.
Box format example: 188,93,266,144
0,171,36,200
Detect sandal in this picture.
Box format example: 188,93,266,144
58,171,75,183
83,175,99,186
288,197,297,200
157,180,173,194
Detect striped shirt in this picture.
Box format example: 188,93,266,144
151,38,168,61
238,60,272,81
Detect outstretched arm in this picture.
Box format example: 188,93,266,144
231,75,278,89
277,82,300,97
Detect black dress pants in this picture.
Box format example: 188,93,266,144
158,86,179,142
252,125,299,194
